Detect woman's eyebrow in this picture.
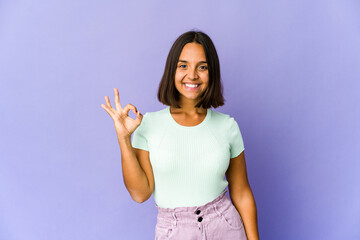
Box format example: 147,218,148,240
178,60,207,63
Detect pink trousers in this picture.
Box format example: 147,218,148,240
155,190,248,240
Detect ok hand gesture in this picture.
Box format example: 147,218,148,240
101,88,143,139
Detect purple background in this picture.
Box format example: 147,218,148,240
1,1,359,239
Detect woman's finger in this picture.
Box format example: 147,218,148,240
123,103,138,116
103,96,117,116
114,88,123,113
105,96,113,109
101,103,115,119
136,110,143,121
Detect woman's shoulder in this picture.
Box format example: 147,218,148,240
210,108,235,123
140,106,169,124
142,106,167,117
209,108,241,133
209,109,243,142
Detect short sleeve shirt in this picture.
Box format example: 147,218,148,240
132,106,245,208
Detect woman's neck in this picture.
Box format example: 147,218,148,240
170,99,206,115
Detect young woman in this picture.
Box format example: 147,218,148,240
101,31,259,240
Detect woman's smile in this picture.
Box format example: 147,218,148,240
183,83,201,91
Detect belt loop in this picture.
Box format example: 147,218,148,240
213,203,221,217
172,212,177,227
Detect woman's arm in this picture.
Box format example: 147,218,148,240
101,88,154,203
225,151,260,240
118,136,154,203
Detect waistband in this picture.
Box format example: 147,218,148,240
156,189,228,214
155,189,231,227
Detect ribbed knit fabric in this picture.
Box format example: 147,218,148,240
131,106,245,209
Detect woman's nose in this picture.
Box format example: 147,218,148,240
187,68,199,80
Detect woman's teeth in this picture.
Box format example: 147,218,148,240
184,83,199,88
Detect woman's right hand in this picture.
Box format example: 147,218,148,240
101,88,143,139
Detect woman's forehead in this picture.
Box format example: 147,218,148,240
179,43,207,61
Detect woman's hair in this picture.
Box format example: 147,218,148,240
157,30,225,109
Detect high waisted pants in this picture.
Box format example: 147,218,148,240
155,190,248,240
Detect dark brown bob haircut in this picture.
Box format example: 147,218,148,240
157,30,225,109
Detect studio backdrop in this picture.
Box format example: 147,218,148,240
0,0,359,239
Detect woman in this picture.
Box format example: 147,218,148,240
101,31,259,240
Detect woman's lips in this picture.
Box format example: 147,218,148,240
183,83,201,91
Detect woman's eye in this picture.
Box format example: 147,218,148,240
179,64,186,68
199,65,208,70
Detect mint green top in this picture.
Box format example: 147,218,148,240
131,106,245,208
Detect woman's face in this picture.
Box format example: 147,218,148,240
174,42,209,104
